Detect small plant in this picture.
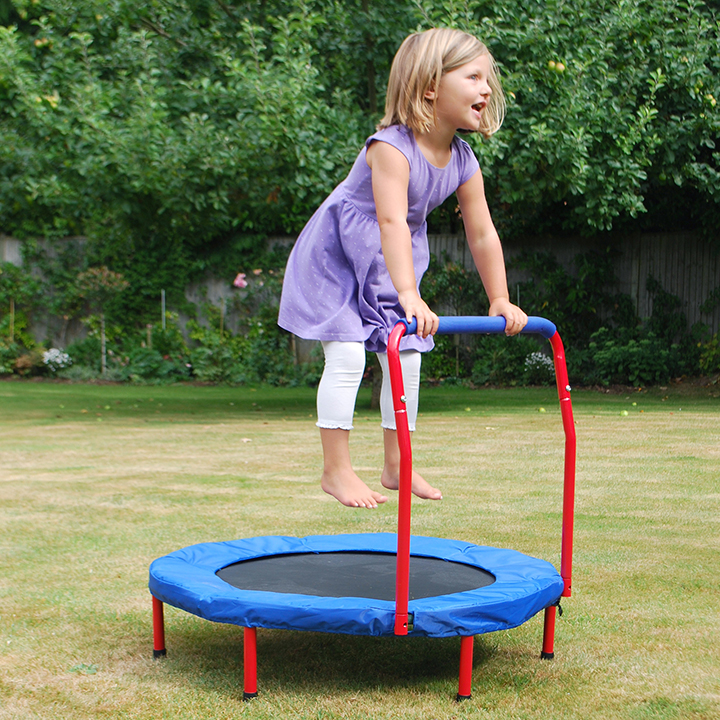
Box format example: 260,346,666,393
69,663,98,676
76,267,129,377
57,365,101,381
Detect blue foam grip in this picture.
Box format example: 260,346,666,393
400,316,557,339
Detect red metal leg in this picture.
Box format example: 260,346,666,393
541,605,557,660
243,627,258,701
457,635,474,701
152,596,167,658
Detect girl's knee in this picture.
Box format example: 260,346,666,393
322,341,366,379
318,342,366,430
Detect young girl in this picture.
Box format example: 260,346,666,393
278,28,527,509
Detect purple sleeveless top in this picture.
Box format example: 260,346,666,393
278,125,480,353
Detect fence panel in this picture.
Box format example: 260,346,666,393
428,232,720,335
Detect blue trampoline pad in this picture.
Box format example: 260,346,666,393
149,533,564,638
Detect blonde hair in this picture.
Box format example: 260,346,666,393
378,28,505,138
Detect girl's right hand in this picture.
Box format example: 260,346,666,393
398,290,439,338
488,297,528,336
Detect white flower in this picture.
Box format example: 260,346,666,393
43,348,72,372
524,351,554,371
524,352,554,383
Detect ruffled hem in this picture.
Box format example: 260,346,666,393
316,421,354,431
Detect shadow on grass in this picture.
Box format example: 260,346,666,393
158,624,500,699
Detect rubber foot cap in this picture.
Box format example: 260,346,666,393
153,649,167,659
456,693,472,702
243,692,258,702
541,651,554,660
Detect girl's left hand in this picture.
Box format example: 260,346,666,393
489,298,528,336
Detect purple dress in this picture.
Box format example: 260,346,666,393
278,125,480,353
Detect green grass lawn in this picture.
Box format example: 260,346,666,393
1,379,718,719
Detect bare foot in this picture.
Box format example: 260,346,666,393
321,470,388,509
381,467,442,500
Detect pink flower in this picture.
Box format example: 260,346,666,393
233,273,248,288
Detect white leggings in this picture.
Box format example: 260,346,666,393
316,341,421,431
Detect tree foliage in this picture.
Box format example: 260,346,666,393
469,0,720,236
0,0,718,328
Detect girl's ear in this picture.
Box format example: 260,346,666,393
424,83,436,100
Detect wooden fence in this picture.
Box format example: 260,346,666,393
428,231,720,335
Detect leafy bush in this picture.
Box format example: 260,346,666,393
471,334,543,386
186,321,249,384
65,337,102,373
0,341,21,375
646,275,689,343
119,347,191,383
586,323,705,387
13,349,45,376
421,256,489,317
421,335,463,381
0,0,716,385
3,0,718,247
512,249,636,349
588,328,676,386
698,335,720,375
229,266,324,386
0,308,37,353
152,314,191,357
508,249,715,386
419,257,491,381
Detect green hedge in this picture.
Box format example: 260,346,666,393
1,0,718,335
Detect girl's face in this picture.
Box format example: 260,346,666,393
429,54,492,133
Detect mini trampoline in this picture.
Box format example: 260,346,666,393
149,316,577,701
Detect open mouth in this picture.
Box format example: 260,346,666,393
472,102,486,114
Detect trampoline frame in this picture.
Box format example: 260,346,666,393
150,315,576,701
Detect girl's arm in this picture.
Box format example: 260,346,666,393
456,169,527,335
367,141,439,338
